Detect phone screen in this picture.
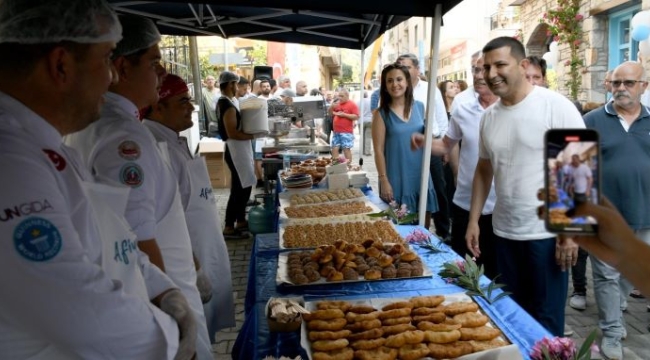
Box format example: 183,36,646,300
544,129,599,234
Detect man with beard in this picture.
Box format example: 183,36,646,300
411,54,499,279
465,37,584,337
258,79,272,100
583,61,650,359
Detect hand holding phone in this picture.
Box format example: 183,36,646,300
544,129,600,234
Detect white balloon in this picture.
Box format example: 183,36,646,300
640,39,650,57
543,52,557,69
631,10,650,28
549,41,558,53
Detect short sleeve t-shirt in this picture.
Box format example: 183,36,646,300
332,100,359,133
478,86,585,240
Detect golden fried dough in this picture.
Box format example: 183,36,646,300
453,311,489,328
382,323,416,335
412,312,446,324
411,306,445,316
381,301,413,311
416,321,462,332
381,316,412,326
312,347,354,360
344,319,382,332
378,307,411,319
303,309,345,321
348,305,376,314
315,301,352,312
354,346,398,360
385,330,424,348
345,311,380,323
308,330,352,341
469,338,509,352
350,337,386,350
398,343,430,360
427,341,474,359
459,326,502,341
422,329,461,344
443,301,479,316
312,338,349,351
347,327,384,341
308,318,347,331
409,295,445,308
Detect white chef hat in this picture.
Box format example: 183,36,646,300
0,0,122,44
112,14,161,58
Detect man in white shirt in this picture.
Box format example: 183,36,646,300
396,53,450,240
467,37,584,337
411,54,499,279
568,154,592,203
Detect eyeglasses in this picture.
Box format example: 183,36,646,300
610,80,648,88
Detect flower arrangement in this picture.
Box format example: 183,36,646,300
331,155,349,166
530,330,597,360
367,201,418,225
405,228,446,253
438,255,511,305
541,0,584,100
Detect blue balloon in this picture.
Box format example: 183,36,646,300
632,24,650,42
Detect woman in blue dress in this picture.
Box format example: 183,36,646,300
372,63,438,227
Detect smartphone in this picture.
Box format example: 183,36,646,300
544,129,600,234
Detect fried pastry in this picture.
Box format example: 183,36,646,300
317,301,352,312
308,318,347,331
311,338,349,351
453,311,489,328
312,347,354,360
344,319,382,332
422,329,461,344
416,321,462,332
303,309,345,321
398,343,430,360
381,316,412,326
345,311,380,323
308,330,352,341
379,307,411,319
427,341,473,358
348,304,376,314
381,301,413,311
443,301,479,316
347,327,384,341
350,337,386,350
354,346,398,360
412,312,446,324
459,326,502,341
409,295,445,309
411,306,445,316
382,323,416,335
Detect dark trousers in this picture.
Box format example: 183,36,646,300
571,248,589,295
495,234,568,337
224,148,253,228
430,155,450,237
450,204,498,280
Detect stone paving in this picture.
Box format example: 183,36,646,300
210,130,650,359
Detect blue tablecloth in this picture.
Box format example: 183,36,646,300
232,225,551,360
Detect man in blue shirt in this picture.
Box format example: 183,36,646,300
583,61,650,360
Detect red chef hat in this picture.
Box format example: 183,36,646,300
159,74,189,102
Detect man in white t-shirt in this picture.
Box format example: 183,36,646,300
568,154,592,203
411,54,499,279
467,37,585,337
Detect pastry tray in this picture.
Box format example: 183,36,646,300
278,219,403,250
278,200,382,226
276,250,432,286
300,293,522,360
278,188,367,208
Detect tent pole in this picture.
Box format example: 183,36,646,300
418,3,442,228
358,45,365,163
188,36,204,131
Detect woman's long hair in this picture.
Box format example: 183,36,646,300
438,80,454,112
379,63,414,119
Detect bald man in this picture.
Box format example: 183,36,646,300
584,61,650,359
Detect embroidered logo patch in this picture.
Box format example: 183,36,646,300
119,163,144,187
118,140,141,161
13,217,62,262
43,149,66,171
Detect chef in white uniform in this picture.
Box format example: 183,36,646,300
0,1,197,359
144,74,237,339
216,71,258,239
64,14,213,360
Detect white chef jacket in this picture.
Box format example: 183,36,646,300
0,92,179,359
143,120,193,209
65,92,177,242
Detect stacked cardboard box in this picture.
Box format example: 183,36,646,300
199,139,231,189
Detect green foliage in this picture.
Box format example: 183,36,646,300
340,63,354,83
250,42,268,66
438,255,511,305
541,0,584,100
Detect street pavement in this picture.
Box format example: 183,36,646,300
210,130,650,359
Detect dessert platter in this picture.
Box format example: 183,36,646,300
276,239,431,286
279,200,382,225
299,293,520,360
279,220,403,249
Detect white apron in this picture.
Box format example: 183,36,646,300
225,138,256,189
155,142,213,360
81,181,149,301
185,156,236,336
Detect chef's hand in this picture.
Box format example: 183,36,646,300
196,268,213,303
160,289,197,360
